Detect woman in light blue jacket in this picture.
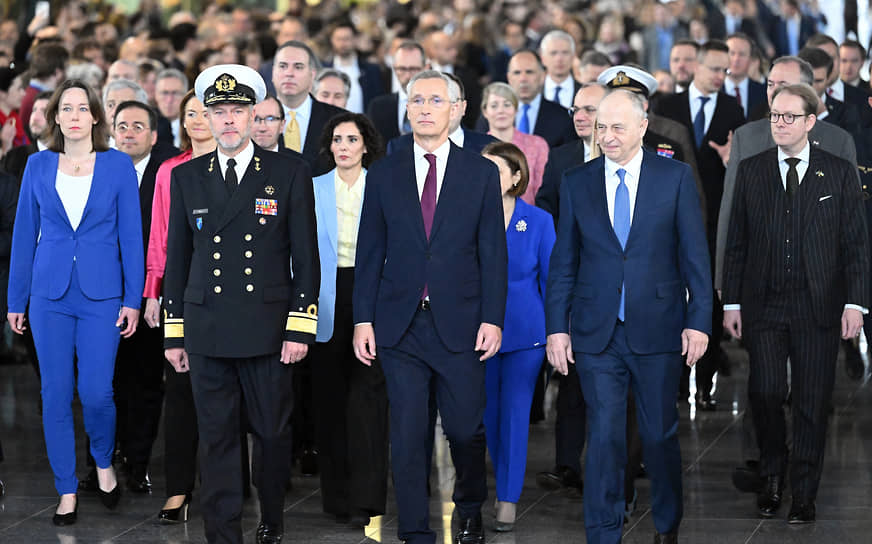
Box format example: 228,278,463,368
310,112,387,527
7,80,143,525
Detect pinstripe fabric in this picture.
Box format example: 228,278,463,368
723,145,871,502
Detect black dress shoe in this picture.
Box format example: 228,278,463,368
256,522,284,543
732,461,763,493
126,467,152,493
299,449,318,476
694,392,717,411
653,531,677,544
158,493,192,523
756,475,784,518
77,468,98,493
455,514,484,544
348,509,370,529
787,499,816,524
98,484,121,510
52,498,78,526
536,466,583,492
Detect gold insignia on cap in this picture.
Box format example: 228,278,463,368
611,71,628,86
264,185,275,195
215,73,237,92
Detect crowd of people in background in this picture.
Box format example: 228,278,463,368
0,1,870,543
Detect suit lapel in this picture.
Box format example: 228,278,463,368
680,93,694,133
215,146,266,232
76,151,102,227
587,158,622,250
801,148,827,231
201,151,229,231
397,149,428,245
303,98,322,158
761,149,781,236
315,172,338,258
429,144,462,242
625,153,652,249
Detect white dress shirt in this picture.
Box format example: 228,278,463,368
217,141,254,183
282,94,313,150
133,154,150,188
448,126,465,148
688,82,718,136
56,171,93,231
724,77,749,115
171,118,181,148
544,75,574,109
827,78,845,103
413,138,451,201
724,141,867,314
582,141,592,163
515,93,542,132
604,147,644,225
333,54,364,114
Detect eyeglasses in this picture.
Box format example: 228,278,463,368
408,96,455,108
569,105,598,116
769,111,807,124
254,115,282,124
115,122,149,134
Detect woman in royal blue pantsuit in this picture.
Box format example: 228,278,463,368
6,80,144,526
481,141,556,531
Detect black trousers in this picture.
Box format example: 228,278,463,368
188,352,294,544
310,267,388,516
744,291,840,501
163,361,199,497
114,320,165,472
554,364,586,474
381,308,487,544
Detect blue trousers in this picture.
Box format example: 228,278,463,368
484,347,544,502
29,266,122,495
380,308,487,544
576,323,683,544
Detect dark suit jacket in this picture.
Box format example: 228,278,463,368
723,79,767,120
823,95,863,135
0,170,17,313
655,90,745,233
280,96,346,177
323,56,386,111
545,150,712,354
367,92,402,144
476,97,577,149
385,129,497,156
353,142,508,352
163,144,320,356
723,147,869,328
542,81,582,107
771,16,816,58
1,141,38,183
139,142,181,260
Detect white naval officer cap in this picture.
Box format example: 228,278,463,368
597,65,658,98
195,64,267,106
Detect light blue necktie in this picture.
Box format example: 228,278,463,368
614,168,630,321
518,103,531,134
693,96,710,149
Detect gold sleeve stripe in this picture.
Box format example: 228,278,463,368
286,315,317,335
165,318,184,323
288,311,317,320
165,322,184,338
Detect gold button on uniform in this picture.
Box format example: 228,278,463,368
213,269,221,276
246,284,254,292
214,286,222,293
245,250,253,258
244,268,253,275
213,235,221,243
244,234,252,241
213,252,221,260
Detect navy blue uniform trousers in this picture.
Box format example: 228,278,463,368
576,322,684,544
380,307,487,544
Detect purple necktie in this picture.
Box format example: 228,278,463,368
421,153,437,298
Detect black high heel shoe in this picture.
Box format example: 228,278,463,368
52,496,78,526
98,484,121,510
158,493,191,524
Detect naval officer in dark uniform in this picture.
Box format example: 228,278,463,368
163,64,320,544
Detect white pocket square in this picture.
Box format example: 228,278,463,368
818,195,832,202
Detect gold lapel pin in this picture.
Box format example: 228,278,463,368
254,157,262,172
208,156,215,173
815,170,824,177
264,185,275,195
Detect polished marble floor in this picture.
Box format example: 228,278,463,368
2,338,872,543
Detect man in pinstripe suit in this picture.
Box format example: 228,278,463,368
722,83,870,524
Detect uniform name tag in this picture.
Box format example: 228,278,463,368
255,198,278,215
193,208,209,214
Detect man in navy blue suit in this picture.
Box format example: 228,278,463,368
546,89,712,544
353,70,507,544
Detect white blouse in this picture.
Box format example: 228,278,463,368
55,171,93,231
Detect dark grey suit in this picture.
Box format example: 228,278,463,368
715,118,858,288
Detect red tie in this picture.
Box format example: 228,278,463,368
421,153,437,298
735,87,743,114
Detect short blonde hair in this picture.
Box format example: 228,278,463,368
481,82,519,113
